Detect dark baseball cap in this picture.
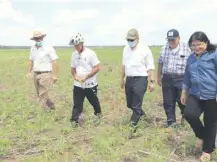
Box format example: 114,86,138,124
167,29,179,40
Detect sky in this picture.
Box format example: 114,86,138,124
0,0,217,46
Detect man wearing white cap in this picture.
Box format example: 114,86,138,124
121,28,155,129
26,30,59,111
69,33,102,126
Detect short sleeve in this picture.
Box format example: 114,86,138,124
48,47,59,61
71,54,76,68
158,46,165,64
90,52,100,66
213,49,217,68
122,48,125,65
29,47,33,61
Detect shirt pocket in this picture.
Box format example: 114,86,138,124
200,56,215,69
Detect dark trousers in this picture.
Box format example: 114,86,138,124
162,74,185,125
125,76,148,125
184,94,217,153
71,85,102,123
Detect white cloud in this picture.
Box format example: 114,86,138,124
1,0,217,46
91,0,217,45
53,9,100,26
0,0,35,26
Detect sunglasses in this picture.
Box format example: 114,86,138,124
127,39,135,42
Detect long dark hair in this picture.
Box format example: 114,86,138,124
188,31,216,53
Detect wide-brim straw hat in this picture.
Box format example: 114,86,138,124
30,30,46,40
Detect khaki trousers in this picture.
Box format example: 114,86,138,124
33,72,54,109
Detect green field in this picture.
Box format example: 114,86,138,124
0,47,217,162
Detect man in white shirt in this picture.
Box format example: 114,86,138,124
69,33,102,125
26,30,58,111
121,28,155,130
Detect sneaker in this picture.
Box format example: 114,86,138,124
70,119,79,128
164,122,177,128
93,114,103,126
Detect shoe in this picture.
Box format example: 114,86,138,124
93,113,103,126
70,119,79,128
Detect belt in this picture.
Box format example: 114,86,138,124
163,73,184,77
127,76,147,79
34,71,51,74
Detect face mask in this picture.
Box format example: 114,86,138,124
36,41,44,47
128,41,136,48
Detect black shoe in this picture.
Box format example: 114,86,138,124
70,119,79,127
164,122,177,128
128,123,138,139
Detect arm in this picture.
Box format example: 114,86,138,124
145,47,155,92
157,63,163,81
71,54,80,81
71,67,79,81
82,52,100,81
147,69,155,81
120,49,126,89
52,60,58,78
48,47,59,78
180,59,191,105
145,46,155,82
27,60,33,73
26,49,34,78
157,47,164,86
121,65,125,81
86,64,100,79
182,60,191,94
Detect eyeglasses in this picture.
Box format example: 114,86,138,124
190,43,205,49
127,39,135,42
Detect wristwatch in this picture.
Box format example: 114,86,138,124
150,80,155,83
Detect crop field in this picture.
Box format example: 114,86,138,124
1,47,217,162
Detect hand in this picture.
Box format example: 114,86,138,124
26,72,32,79
157,77,162,86
74,75,81,82
81,75,88,82
120,79,125,89
180,93,186,105
149,83,155,92
52,76,58,84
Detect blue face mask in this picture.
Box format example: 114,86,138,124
36,41,44,47
128,41,136,48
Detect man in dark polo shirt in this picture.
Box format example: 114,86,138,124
157,29,191,128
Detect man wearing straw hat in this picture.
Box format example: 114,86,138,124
26,30,59,111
